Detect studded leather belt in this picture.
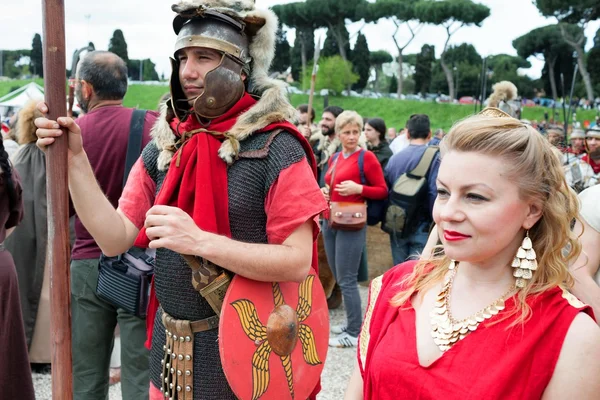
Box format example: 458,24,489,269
160,310,219,399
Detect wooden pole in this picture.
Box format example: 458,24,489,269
307,37,322,126
42,0,73,398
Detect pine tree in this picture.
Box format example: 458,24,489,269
389,74,398,94
414,44,435,94
351,33,370,91
108,29,129,64
30,33,43,77
271,23,291,74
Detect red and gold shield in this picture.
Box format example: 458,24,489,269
219,268,329,400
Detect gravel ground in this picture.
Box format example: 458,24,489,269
32,285,368,400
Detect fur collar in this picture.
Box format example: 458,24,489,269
151,83,297,170
17,100,43,145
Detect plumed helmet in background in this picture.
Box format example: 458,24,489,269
570,128,586,140
169,0,280,120
487,81,521,119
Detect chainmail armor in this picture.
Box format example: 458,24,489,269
142,131,308,398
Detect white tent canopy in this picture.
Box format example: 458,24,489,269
0,82,45,110
0,82,81,119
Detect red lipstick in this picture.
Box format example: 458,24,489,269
443,230,471,241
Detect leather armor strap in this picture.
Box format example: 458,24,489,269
160,311,220,399
237,129,283,159
183,255,232,315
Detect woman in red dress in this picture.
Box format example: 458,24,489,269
344,108,600,399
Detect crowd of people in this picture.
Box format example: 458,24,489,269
0,0,599,399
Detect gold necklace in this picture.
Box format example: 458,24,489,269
430,260,515,352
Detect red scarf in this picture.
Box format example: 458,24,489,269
582,154,600,174
135,93,257,247
137,93,319,350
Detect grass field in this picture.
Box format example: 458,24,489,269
2,79,597,131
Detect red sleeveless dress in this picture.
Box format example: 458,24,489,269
358,261,594,400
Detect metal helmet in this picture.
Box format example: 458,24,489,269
169,9,250,120
570,128,586,140
586,126,600,139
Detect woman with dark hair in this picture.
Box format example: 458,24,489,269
0,137,34,399
365,118,393,169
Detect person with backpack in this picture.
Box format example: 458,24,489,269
321,111,388,348
384,114,440,265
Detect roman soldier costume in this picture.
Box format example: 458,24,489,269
127,1,329,398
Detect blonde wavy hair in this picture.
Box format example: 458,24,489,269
335,110,363,133
392,112,581,324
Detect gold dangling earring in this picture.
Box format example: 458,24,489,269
511,230,537,288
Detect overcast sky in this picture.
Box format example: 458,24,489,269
1,0,599,79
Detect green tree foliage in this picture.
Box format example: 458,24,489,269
2,50,30,78
370,50,394,67
351,33,371,90
415,0,490,99
322,25,351,59
389,74,398,94
541,51,577,99
303,56,359,94
414,44,435,94
108,29,129,64
128,59,159,81
272,23,291,74
430,43,481,98
534,0,598,100
308,0,367,61
273,2,316,88
589,28,600,95
369,50,393,92
513,25,574,99
30,34,43,77
486,55,536,98
291,29,315,84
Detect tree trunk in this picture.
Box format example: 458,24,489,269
330,24,348,61
573,44,594,101
441,54,454,100
548,55,558,101
397,52,404,98
559,25,594,101
440,25,455,100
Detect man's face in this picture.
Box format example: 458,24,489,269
570,138,584,152
177,47,223,101
547,132,562,146
587,136,600,155
320,112,336,136
75,79,90,114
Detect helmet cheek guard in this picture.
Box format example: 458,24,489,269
169,10,250,121
193,54,245,119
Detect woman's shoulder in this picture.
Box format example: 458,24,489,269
362,148,382,163
372,260,419,298
578,186,600,232
527,286,592,320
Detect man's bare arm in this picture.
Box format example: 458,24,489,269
144,205,314,282
570,219,600,323
36,115,138,255
69,154,138,255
